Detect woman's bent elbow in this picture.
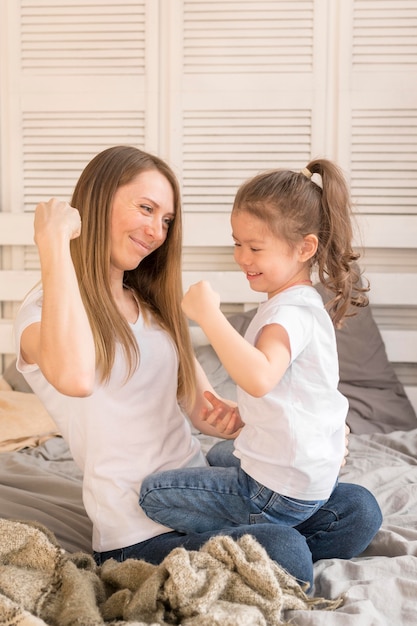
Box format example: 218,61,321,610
44,368,95,397
58,380,94,397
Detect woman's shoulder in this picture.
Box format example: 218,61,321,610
14,286,43,336
20,284,43,308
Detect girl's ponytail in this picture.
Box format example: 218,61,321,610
306,159,368,328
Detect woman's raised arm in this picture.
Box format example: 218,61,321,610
20,198,96,396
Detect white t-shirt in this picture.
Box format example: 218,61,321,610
14,288,206,552
234,285,348,500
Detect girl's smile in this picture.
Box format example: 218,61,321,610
231,211,312,299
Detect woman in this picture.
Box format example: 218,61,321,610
14,146,381,591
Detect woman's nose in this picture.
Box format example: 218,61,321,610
145,217,164,241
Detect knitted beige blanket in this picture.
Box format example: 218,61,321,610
0,519,342,625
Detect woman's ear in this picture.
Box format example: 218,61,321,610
299,234,318,262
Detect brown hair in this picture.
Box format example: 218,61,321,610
232,158,368,328
69,145,196,405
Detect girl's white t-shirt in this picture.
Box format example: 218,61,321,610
234,285,348,501
14,288,205,552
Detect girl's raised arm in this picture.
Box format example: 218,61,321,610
182,281,291,397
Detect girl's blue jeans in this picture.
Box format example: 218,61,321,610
95,441,382,591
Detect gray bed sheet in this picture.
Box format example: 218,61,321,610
0,436,91,553
1,430,417,624
290,428,417,625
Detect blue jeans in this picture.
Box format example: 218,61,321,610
140,463,328,530
95,441,382,591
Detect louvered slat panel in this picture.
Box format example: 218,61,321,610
175,0,326,213
183,0,314,73
20,0,145,75
350,109,417,214
22,111,145,210
0,1,151,221
353,0,417,66
177,1,325,212
182,110,311,212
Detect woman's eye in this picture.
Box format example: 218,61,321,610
140,204,152,213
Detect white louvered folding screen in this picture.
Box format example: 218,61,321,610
0,0,416,408
164,0,331,214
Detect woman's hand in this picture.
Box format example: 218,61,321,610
34,198,82,247
189,358,242,439
200,391,244,437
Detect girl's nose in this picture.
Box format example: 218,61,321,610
234,247,250,267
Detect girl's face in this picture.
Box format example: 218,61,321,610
231,211,309,299
110,169,175,278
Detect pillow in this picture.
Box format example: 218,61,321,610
315,283,416,434
195,293,417,435
0,390,59,452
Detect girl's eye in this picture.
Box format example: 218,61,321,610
140,204,153,213
163,217,173,228
251,248,260,252
233,242,241,247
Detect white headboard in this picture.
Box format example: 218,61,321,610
1,211,416,413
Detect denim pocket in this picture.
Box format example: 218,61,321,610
247,476,326,526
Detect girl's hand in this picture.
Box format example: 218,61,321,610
182,281,220,324
201,390,244,437
34,198,82,247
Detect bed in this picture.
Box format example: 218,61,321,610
0,293,416,625
0,207,417,626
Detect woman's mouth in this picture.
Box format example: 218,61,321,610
130,236,152,253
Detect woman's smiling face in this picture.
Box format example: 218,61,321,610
110,169,175,276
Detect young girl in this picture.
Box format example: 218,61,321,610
140,158,374,533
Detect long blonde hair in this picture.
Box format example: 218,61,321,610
233,158,369,328
69,145,196,405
